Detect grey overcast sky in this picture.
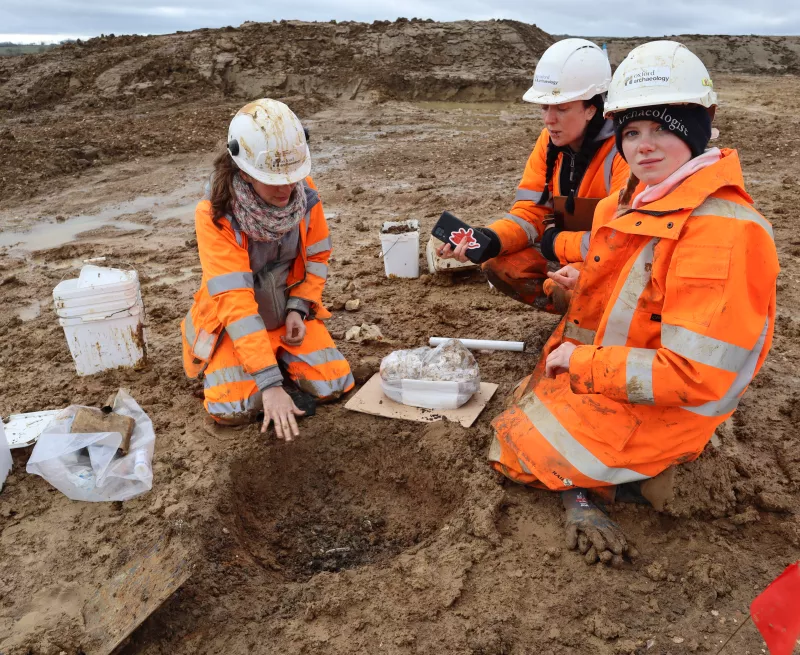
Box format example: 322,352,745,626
2,0,799,43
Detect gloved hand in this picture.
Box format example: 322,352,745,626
539,221,563,263
562,488,638,567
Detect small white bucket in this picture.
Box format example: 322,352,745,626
380,220,420,278
53,266,147,376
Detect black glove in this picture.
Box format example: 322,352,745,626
473,227,501,264
539,222,563,263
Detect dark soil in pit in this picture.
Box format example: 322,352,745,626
228,427,463,581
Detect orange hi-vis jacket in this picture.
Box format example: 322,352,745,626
490,150,779,490
181,177,332,388
488,122,629,264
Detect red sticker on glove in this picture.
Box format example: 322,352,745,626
449,227,481,250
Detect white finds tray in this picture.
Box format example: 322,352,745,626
3,410,64,449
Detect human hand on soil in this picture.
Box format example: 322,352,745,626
545,342,576,378
281,311,306,347
261,387,305,441
562,489,638,567
547,265,580,291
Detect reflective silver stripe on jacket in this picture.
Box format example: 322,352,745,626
226,314,266,340
626,348,656,405
661,323,751,373
682,316,769,417
306,236,332,257
306,261,329,280
515,188,545,203
601,239,657,346
206,391,261,418
280,347,348,368
294,372,355,399
603,145,618,195
184,309,196,345
207,272,254,296
691,198,774,241
580,232,591,259
203,365,253,389
564,323,596,345
504,213,539,246
521,394,650,485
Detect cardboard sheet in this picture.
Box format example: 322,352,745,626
345,373,498,428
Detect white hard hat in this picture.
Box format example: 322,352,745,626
227,99,311,185
604,40,717,116
522,38,612,105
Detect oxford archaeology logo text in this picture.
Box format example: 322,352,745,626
623,66,671,89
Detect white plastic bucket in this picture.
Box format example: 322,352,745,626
380,220,420,279
53,266,147,376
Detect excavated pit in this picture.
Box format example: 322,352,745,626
228,425,462,581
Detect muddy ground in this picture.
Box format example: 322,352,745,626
1,20,799,655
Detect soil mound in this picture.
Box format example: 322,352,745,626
0,19,553,113
597,34,800,74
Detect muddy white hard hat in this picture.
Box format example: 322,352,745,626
604,40,718,116
227,99,311,185
522,38,612,105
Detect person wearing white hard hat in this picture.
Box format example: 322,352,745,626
438,38,630,313
489,41,779,566
181,99,354,440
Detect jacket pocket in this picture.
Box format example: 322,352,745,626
182,308,221,377
254,270,287,331
563,392,642,452
669,245,731,327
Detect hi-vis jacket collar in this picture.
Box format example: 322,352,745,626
611,149,750,240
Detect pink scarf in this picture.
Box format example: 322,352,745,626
632,148,722,209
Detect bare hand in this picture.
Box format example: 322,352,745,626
261,386,305,441
545,342,577,378
547,265,580,291
280,311,306,347
436,238,471,263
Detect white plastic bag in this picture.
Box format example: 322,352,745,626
26,389,155,502
0,420,11,492
380,338,481,410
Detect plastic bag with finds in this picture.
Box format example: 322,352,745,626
379,338,480,410
26,389,155,502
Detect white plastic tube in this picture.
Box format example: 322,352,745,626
429,337,525,352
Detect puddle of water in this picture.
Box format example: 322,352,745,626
152,267,197,285
416,101,518,112
0,216,148,251
17,299,44,322
0,192,197,252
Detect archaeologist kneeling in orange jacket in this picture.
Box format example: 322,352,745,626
438,39,629,313
489,42,779,565
181,99,354,439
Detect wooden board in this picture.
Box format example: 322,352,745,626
345,373,498,428
82,532,193,655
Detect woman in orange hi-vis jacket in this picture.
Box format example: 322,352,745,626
438,39,630,313
181,99,354,439
489,42,779,566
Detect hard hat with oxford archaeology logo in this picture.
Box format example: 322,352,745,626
227,98,311,185
522,38,612,105
604,40,718,116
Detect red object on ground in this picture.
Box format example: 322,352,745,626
751,562,800,655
